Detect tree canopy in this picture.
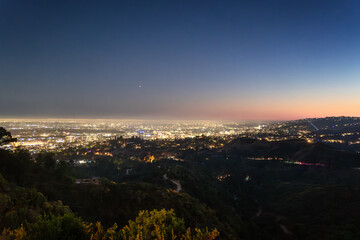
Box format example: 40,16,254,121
0,128,16,145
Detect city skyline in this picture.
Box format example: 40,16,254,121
1,0,360,120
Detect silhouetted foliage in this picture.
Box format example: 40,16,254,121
0,127,16,145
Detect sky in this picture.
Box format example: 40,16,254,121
1,0,360,120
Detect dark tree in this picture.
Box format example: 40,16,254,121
0,127,16,145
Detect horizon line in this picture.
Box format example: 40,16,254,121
0,115,358,123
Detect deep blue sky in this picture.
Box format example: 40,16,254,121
1,0,360,120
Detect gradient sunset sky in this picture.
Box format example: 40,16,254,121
1,0,360,120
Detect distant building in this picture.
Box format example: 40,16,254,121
75,177,100,185
126,168,135,175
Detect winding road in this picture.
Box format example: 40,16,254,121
163,174,182,192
